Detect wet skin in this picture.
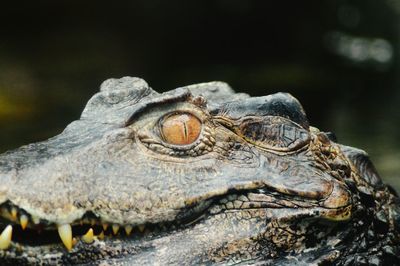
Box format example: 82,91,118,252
0,77,399,265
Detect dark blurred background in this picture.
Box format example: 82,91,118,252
0,0,399,190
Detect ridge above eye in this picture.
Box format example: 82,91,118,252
159,112,202,145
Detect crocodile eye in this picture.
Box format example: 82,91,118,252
160,113,202,145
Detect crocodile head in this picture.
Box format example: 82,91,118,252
0,77,399,265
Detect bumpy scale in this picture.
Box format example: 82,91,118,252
0,77,397,265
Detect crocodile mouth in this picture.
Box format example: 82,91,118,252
0,199,211,252
0,187,352,253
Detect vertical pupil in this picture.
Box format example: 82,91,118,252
161,113,201,145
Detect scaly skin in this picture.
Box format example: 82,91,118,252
0,77,398,265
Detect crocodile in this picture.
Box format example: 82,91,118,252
0,77,399,265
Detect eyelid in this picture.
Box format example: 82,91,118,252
136,107,215,157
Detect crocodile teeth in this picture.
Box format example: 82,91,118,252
112,224,120,235
102,223,109,231
31,216,40,225
10,208,17,221
82,228,94,244
57,224,73,251
138,225,145,232
20,215,28,230
98,231,105,240
125,225,133,236
0,225,12,250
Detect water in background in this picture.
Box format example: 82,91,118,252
0,1,399,191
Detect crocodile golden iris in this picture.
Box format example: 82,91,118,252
0,77,398,265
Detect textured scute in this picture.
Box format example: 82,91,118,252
180,81,250,105
99,77,150,92
210,92,310,129
0,77,398,265
81,77,157,124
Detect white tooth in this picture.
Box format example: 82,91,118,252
97,231,105,240
10,208,17,221
82,228,94,244
138,225,145,232
112,224,120,235
31,216,40,225
0,225,12,250
20,215,28,230
57,224,73,251
102,223,109,231
124,225,133,236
